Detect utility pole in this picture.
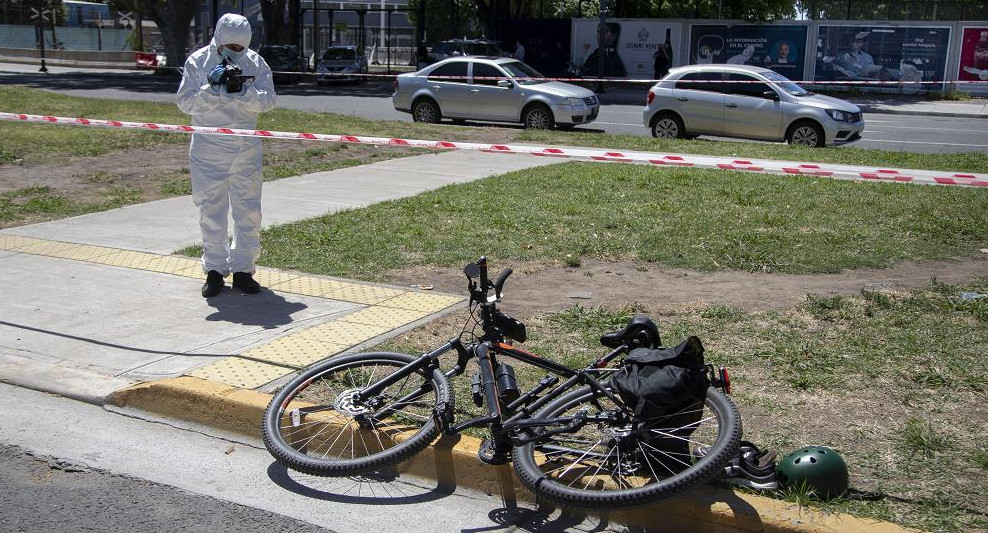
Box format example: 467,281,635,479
30,3,50,73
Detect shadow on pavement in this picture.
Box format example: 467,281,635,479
205,288,308,329
265,460,453,505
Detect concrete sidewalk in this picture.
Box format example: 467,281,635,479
0,150,559,402
0,144,926,532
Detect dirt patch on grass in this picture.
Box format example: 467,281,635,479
383,255,988,314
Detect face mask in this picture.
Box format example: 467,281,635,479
219,46,245,61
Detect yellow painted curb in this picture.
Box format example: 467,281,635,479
107,377,922,533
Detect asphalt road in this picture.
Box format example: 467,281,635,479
0,443,334,533
2,69,986,154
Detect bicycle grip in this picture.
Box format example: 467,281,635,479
493,268,512,297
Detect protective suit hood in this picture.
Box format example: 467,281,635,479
211,14,252,51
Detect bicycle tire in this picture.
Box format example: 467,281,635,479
262,352,451,477
512,385,741,509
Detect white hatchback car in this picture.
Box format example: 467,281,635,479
393,56,599,129
643,64,864,147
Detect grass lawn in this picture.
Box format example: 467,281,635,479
251,163,988,278
374,279,988,533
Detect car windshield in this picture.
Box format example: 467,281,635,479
323,48,356,61
761,71,809,96
500,61,546,85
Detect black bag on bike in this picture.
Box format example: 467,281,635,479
611,335,708,419
610,336,709,470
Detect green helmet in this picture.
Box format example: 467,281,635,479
776,446,849,499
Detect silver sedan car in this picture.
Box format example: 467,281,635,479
393,57,599,129
643,64,864,147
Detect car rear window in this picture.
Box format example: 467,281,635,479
675,72,723,93
323,48,356,60
428,62,468,84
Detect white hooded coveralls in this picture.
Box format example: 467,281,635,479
176,14,276,276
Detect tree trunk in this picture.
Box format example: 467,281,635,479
138,0,197,73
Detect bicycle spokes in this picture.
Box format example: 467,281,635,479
277,359,438,462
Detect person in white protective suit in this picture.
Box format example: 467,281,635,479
176,13,277,297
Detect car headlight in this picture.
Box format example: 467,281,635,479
827,109,852,122
562,97,583,107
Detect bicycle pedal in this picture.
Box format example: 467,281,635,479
477,438,511,465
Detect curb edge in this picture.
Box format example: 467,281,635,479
107,376,923,533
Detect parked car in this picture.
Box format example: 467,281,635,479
429,39,504,62
643,64,864,147
316,45,369,84
257,44,306,85
393,56,599,129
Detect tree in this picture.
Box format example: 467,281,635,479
260,0,301,46
108,0,197,71
798,0,988,20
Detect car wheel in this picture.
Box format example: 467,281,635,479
787,121,825,148
412,99,441,124
651,113,686,139
522,104,555,129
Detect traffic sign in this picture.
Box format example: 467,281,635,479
29,8,52,22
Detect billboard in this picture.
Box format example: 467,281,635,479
688,24,808,81
957,26,988,95
815,25,951,91
572,19,684,79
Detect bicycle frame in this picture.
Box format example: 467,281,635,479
353,256,634,447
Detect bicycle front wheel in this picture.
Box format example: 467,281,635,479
262,352,451,477
512,385,741,509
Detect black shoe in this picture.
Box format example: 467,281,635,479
232,272,261,294
201,270,225,298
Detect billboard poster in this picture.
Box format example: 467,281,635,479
688,24,808,80
957,26,988,95
815,25,951,91
571,19,683,80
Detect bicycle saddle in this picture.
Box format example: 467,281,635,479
600,315,660,349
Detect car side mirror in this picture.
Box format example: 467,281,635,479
763,90,780,101
497,79,513,89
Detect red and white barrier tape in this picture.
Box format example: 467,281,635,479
2,111,985,188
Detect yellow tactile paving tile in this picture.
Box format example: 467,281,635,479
85,249,156,269
44,244,119,263
376,291,464,312
287,320,393,346
8,239,82,256
188,357,297,389
267,275,353,298
0,234,48,251
251,269,300,288
141,255,203,277
320,283,405,305
338,306,433,329
241,335,348,367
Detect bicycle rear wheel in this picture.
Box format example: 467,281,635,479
262,352,451,476
512,385,741,509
